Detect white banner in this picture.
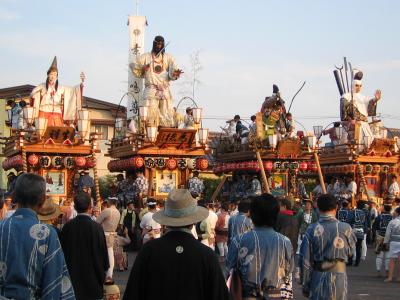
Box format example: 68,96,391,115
127,15,147,120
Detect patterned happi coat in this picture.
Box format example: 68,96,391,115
299,214,356,300
0,208,75,299
227,227,293,298
227,213,253,245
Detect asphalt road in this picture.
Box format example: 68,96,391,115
114,247,400,299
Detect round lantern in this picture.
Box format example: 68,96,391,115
177,158,187,170
28,154,39,166
382,165,390,173
75,156,86,168
364,164,373,173
273,161,281,171
309,162,318,173
39,156,51,168
290,162,300,170
166,158,177,170
155,157,166,169
264,161,273,171
197,158,209,171
187,158,196,170
389,166,396,174
299,161,308,172
85,157,96,168
281,161,290,170
145,157,155,168
64,156,75,169
52,156,63,168
372,165,381,174
132,156,144,168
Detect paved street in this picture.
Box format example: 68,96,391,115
114,247,399,299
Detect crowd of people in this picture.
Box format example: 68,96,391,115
1,170,400,299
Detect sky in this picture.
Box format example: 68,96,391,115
1,0,400,133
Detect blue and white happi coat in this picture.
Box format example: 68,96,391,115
227,227,293,298
299,214,356,300
228,213,253,245
0,208,75,299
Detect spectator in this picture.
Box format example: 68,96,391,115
228,199,253,245
0,173,74,299
187,170,205,198
140,199,161,244
123,189,229,300
96,197,121,282
373,204,393,277
215,202,230,262
60,192,109,299
114,227,131,272
227,194,293,299
383,207,400,282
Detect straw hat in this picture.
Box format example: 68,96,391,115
152,189,209,227
37,198,61,221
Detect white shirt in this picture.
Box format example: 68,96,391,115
347,181,357,195
140,211,161,242
208,210,218,238
389,181,400,196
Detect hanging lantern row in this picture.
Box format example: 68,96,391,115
27,154,94,169
108,156,209,172
2,155,23,171
213,160,318,174
322,164,395,174
108,156,145,172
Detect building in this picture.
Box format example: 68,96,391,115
0,84,126,189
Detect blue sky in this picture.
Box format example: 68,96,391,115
1,0,400,132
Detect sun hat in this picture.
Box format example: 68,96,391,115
37,198,62,221
152,189,209,227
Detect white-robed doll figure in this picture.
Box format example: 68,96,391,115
341,70,381,144
30,56,82,127
130,35,183,127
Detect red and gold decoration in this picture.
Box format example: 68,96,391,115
131,156,144,168
264,161,273,172
85,157,96,168
299,161,308,172
28,154,39,166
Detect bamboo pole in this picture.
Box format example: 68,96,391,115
210,174,228,203
313,151,326,194
256,150,271,194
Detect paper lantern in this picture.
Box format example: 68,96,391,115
39,156,51,168
197,158,209,171
280,161,290,170
166,158,178,170
309,162,318,172
372,165,381,174
155,157,166,169
382,165,390,173
28,154,39,166
52,156,63,168
299,162,308,172
75,156,86,168
264,161,273,171
187,158,196,170
364,164,373,173
290,162,299,170
64,157,75,169
144,157,155,168
85,157,96,168
389,166,396,174
132,156,144,168
177,158,187,170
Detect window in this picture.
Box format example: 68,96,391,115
91,125,108,140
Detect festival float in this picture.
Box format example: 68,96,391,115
212,84,322,199
318,57,400,205
1,57,101,204
107,16,209,200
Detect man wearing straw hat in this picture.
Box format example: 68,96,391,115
123,189,229,300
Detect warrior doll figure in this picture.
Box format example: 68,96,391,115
260,84,287,136
130,35,183,127
30,56,83,127
341,70,381,144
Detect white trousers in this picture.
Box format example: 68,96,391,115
376,251,390,271
217,242,228,257
361,234,367,259
106,247,114,278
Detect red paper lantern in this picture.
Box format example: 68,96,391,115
389,166,396,174
166,158,178,170
309,162,318,172
132,156,144,168
85,157,96,168
264,161,274,171
28,154,39,166
75,156,86,168
197,158,208,171
299,161,308,172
